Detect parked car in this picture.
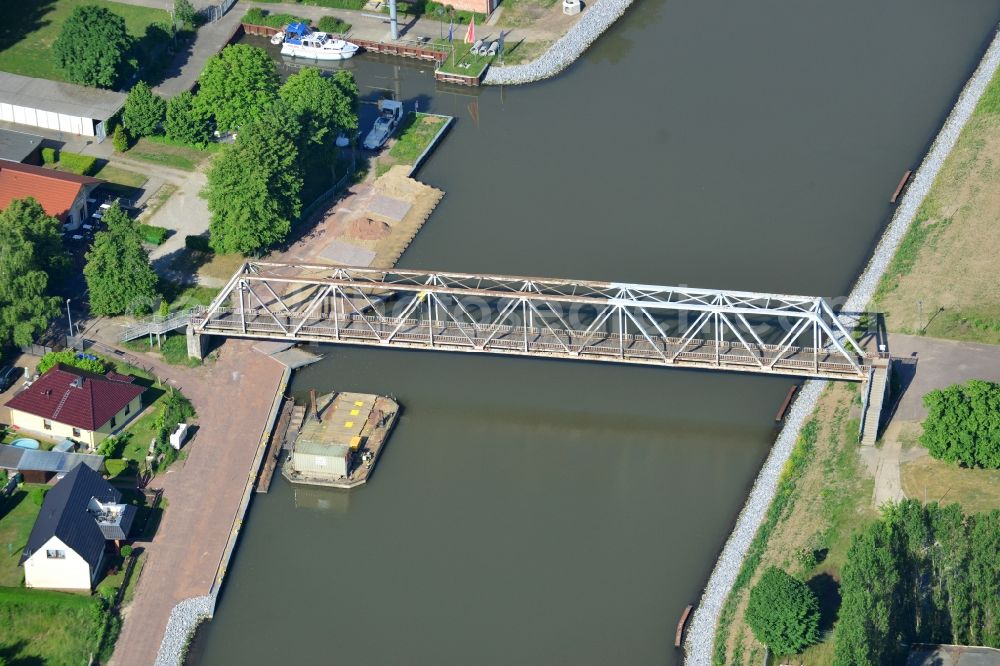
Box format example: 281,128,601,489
0,366,19,392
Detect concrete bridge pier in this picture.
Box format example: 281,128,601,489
187,324,207,361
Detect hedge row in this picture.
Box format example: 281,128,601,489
243,8,310,29
138,223,169,245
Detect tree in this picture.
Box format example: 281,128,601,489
165,91,212,146
174,0,197,28
123,82,166,138
280,67,350,150
53,5,131,88
113,124,130,152
745,567,820,656
331,70,360,133
204,106,302,255
195,44,279,133
920,380,1000,468
0,198,64,348
84,204,160,316
120,544,134,559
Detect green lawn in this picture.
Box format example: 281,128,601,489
434,39,497,76
388,113,448,165
94,163,148,189
0,0,171,82
0,490,42,587
127,136,220,173
0,587,107,664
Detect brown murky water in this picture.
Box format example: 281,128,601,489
188,1,1000,663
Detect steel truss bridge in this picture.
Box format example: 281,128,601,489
183,261,877,381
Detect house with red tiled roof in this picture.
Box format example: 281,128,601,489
5,364,145,450
0,161,102,231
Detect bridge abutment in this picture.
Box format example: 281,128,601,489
187,325,207,361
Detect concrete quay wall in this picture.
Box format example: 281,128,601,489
683,23,1000,664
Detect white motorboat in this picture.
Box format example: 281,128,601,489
362,100,404,150
279,22,359,61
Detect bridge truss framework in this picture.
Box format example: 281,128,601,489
189,262,875,381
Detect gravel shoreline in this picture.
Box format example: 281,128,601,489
483,0,635,85
683,23,1000,665
155,595,215,665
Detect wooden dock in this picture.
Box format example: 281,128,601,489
675,604,693,647
890,170,913,204
256,398,294,493
775,385,798,422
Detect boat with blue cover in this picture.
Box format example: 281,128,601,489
278,22,360,61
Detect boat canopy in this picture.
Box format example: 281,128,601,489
285,22,311,38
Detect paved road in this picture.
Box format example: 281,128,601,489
888,333,1000,421
109,339,284,666
865,333,1000,506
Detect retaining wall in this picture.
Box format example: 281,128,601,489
683,23,1000,664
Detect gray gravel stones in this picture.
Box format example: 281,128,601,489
155,595,215,666
683,24,1000,665
483,0,634,85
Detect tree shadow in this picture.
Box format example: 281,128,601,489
0,639,45,666
0,0,55,53
806,573,841,634
0,491,26,523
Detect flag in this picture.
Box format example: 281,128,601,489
464,17,475,45
447,21,454,43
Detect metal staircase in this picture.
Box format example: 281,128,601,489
120,307,204,342
860,359,890,445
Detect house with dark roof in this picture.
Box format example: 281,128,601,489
0,161,102,231
20,463,135,591
5,364,145,450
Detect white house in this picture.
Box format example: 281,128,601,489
20,464,135,591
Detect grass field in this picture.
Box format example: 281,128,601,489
901,455,1000,515
716,383,877,664
873,68,1000,342
0,0,171,83
126,136,220,172
0,587,107,664
0,490,42,587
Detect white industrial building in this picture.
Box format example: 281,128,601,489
0,72,126,140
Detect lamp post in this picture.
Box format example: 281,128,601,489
66,299,74,338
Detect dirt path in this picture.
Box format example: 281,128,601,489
109,340,284,666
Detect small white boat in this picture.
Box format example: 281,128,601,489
363,100,404,150
279,22,359,61
270,31,284,45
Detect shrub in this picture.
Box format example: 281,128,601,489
58,151,98,176
37,350,109,375
120,545,133,558
242,8,310,29
301,0,366,10
174,0,197,29
113,125,129,153
317,16,351,33
745,566,820,656
185,235,213,253
30,487,48,506
920,380,1000,468
41,147,57,164
137,223,169,245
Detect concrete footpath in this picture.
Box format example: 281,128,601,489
109,340,285,666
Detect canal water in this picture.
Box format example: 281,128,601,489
188,1,999,663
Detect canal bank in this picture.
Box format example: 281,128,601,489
187,0,1000,663
685,22,1000,664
